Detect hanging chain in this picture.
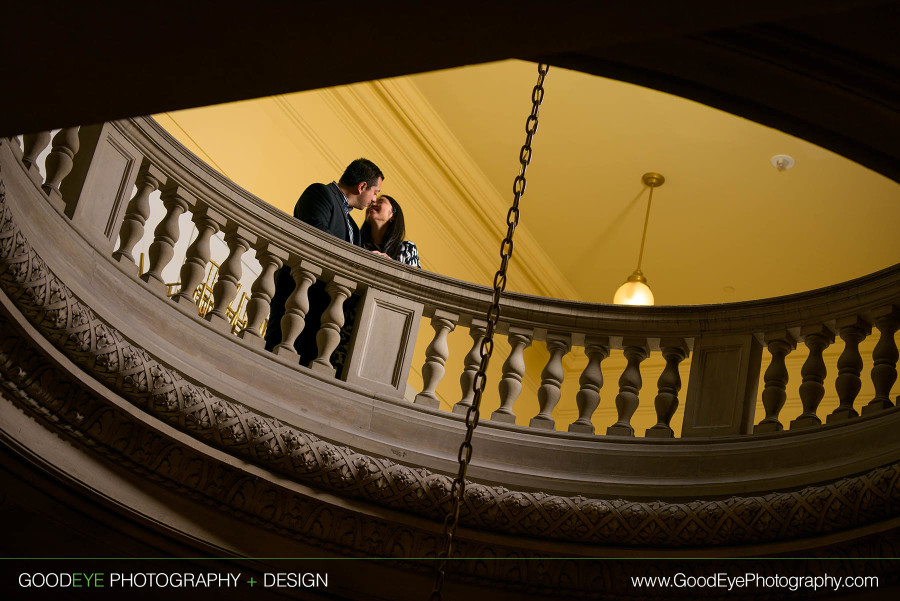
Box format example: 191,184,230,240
429,62,549,601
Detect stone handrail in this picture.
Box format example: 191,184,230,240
9,117,900,444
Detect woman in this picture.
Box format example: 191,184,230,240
360,195,420,267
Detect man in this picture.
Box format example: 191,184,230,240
264,158,384,366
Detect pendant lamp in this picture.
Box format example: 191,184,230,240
613,172,664,305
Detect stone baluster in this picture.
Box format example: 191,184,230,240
238,244,289,347
646,339,690,438
415,310,459,408
310,275,357,375
21,131,51,184
274,261,323,359
607,339,649,436
790,324,835,429
827,316,871,423
490,327,534,423
753,331,797,433
41,127,80,209
140,183,194,294
862,305,900,415
204,226,251,329
568,336,609,434
171,207,223,306
530,333,571,429
453,318,486,414
5,136,23,161
112,161,166,272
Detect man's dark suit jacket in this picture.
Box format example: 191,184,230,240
293,182,360,243
264,183,361,363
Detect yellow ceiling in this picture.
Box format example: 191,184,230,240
155,59,899,306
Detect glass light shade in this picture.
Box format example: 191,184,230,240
613,279,655,306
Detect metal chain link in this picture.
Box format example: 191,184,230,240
430,62,549,601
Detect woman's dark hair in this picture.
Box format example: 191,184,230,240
361,195,406,260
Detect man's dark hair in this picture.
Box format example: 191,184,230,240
339,158,384,189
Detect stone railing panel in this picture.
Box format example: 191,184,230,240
344,286,423,396
682,333,762,437
59,123,144,252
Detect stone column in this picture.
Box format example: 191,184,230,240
42,127,80,210
310,275,357,376
5,135,23,161
790,324,835,429
862,305,899,415
490,327,533,423
205,226,251,330
568,336,609,434
415,310,459,409
646,338,689,438
21,131,51,185
274,260,322,359
827,316,871,423
530,333,571,429
112,161,165,274
140,183,194,295
607,339,649,437
238,243,289,347
172,207,224,307
753,331,797,433
453,318,487,415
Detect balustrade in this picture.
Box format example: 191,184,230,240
754,332,797,433
530,333,571,429
828,316,871,423
205,226,251,329
274,260,322,359
6,136,23,161
453,318,486,414
112,161,165,270
172,207,222,306
5,115,898,444
791,325,836,429
491,327,534,424
862,306,899,415
238,244,289,346
140,183,193,293
607,340,650,437
646,339,689,438
42,127,80,208
568,336,609,433
311,276,356,376
415,310,458,408
21,131,50,184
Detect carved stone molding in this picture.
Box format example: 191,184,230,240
1,171,900,554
